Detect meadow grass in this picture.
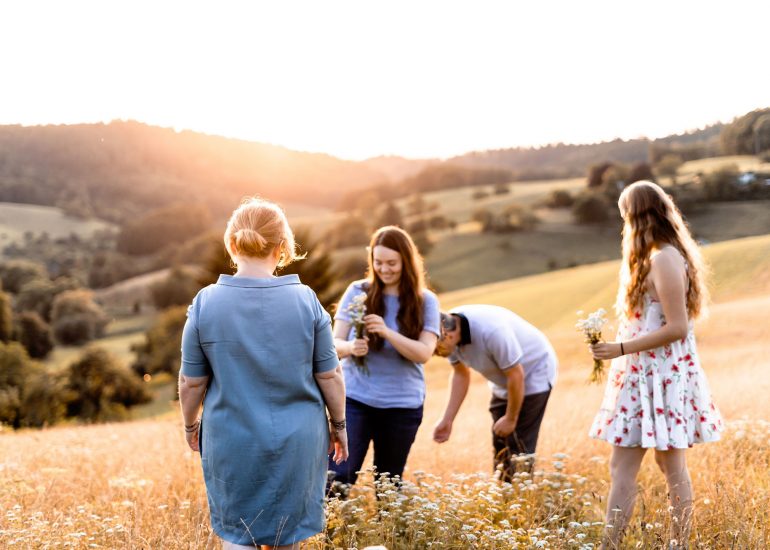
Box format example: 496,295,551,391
677,155,770,177
2,235,770,548
0,202,112,246
393,177,586,226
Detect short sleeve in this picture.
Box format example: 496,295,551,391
333,280,366,323
180,293,212,378
487,328,523,371
421,290,441,337
310,289,339,374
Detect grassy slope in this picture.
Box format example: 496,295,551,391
0,202,113,246
396,177,585,225
426,200,770,291
678,155,770,176
436,233,770,329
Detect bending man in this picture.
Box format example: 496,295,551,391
433,305,558,481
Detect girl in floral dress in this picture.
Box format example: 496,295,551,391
588,181,723,548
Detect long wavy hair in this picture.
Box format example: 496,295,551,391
364,226,427,352
615,181,709,320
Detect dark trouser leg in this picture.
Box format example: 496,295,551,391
327,398,373,495
371,404,423,484
489,389,551,482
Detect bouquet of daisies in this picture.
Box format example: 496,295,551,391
346,293,369,375
576,308,608,384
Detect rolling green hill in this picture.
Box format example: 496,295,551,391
439,233,770,330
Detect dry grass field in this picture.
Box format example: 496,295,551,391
2,235,770,548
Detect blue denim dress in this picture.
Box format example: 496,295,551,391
181,274,338,546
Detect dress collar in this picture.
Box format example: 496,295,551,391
216,274,301,288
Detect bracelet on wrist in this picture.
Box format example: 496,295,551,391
620,342,625,355
329,418,346,431
184,420,200,432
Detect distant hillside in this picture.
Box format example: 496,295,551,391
0,119,736,225
0,121,385,222
448,125,724,179
359,155,436,182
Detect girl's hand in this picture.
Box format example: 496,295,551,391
364,314,390,338
589,342,623,360
349,337,369,357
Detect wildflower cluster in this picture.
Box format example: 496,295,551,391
346,293,369,374
575,309,608,384
323,455,605,549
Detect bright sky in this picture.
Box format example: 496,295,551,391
1,1,769,160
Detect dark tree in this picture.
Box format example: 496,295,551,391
0,260,48,294
279,228,337,309
50,289,109,345
545,189,575,208
131,306,188,379
720,108,770,155
16,277,80,321
587,162,613,188
628,162,655,184
150,267,201,310
0,342,65,428
65,346,151,422
0,291,12,343
15,311,54,359
573,192,611,224
375,201,404,229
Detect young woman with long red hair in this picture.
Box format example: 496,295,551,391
328,226,440,492
588,181,723,548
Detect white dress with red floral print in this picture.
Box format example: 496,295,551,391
589,294,723,450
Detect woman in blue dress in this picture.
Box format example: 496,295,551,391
328,226,440,491
179,198,348,549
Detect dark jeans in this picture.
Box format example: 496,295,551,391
328,397,423,492
489,389,551,482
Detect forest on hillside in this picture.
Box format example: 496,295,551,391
4,112,766,222
0,121,385,222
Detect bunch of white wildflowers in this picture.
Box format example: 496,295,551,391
576,308,608,384
346,293,369,374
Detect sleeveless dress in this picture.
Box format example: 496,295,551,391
589,293,724,450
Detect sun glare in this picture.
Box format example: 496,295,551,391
0,1,769,159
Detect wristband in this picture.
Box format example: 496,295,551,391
620,342,625,355
329,418,346,431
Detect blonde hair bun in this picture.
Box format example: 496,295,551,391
233,228,268,256
224,198,300,267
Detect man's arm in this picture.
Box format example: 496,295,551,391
433,362,472,443
492,363,524,438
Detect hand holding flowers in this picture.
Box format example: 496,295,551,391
576,308,608,384
346,293,370,375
